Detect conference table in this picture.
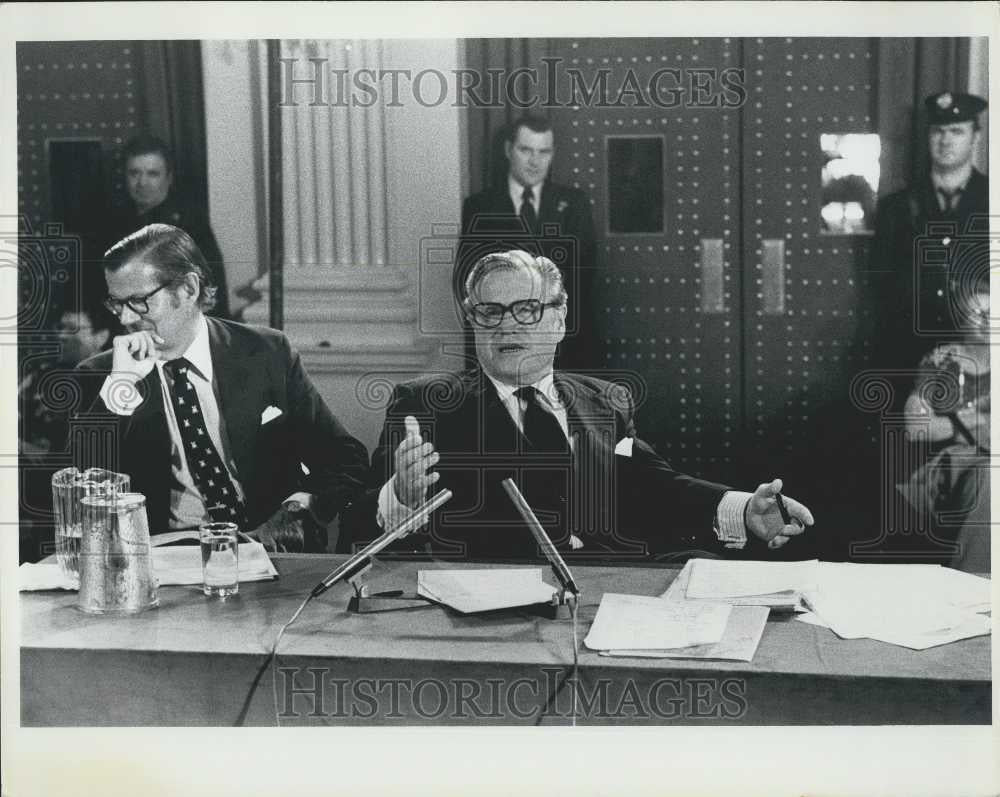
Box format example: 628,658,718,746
20,554,991,726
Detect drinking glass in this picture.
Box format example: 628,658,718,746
200,522,239,598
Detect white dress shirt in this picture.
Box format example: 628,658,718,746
377,369,750,548
99,316,309,530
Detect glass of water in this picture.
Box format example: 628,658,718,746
199,522,239,598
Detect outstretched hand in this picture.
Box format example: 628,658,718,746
745,478,814,549
392,415,440,509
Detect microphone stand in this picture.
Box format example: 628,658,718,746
502,478,581,619
309,489,453,613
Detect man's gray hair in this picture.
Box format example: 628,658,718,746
462,250,568,314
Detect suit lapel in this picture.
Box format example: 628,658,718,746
555,373,617,462
207,318,257,484
539,181,558,223
469,369,523,453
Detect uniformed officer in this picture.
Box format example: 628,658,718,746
869,91,988,370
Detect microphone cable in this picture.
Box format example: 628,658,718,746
534,595,580,727
233,589,314,727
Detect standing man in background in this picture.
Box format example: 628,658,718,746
870,91,988,372
458,115,597,369
106,134,231,319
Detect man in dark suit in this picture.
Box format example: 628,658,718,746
458,115,596,368
870,91,989,371
75,224,368,551
105,135,231,319
341,250,813,561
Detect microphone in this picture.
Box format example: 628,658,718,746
501,478,580,597
309,488,453,599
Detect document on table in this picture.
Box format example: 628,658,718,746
797,562,991,649
584,593,731,651
685,558,819,601
665,558,805,610
151,541,278,585
18,540,278,590
417,568,556,614
601,605,769,661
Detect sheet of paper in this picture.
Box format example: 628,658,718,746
601,605,769,661
797,609,990,650
800,561,991,647
685,558,819,599
417,568,556,613
584,592,731,651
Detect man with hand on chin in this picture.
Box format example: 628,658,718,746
341,250,814,561
75,224,368,551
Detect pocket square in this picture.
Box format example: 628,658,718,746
261,405,283,425
614,437,634,457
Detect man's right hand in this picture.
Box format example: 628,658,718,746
110,331,165,380
392,415,440,509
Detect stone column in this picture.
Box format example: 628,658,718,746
242,39,465,449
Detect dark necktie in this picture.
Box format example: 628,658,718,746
516,386,568,453
514,386,572,548
164,357,247,528
937,186,962,212
520,186,538,234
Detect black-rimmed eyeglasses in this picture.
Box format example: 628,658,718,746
103,281,172,317
468,299,563,328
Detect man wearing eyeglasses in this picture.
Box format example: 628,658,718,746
75,224,369,551
340,250,814,561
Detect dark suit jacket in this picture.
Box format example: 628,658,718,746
458,180,597,368
105,193,231,319
74,318,369,541
340,369,743,562
869,169,989,368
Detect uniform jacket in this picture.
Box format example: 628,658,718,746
869,169,989,366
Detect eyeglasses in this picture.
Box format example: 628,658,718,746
103,281,172,317
469,299,563,328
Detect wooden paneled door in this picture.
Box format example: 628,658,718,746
545,37,747,482
541,38,879,500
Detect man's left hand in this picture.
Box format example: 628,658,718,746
745,478,814,549
249,505,311,552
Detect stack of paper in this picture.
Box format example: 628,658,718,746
584,593,770,661
417,568,557,613
681,558,815,610
672,558,991,650
798,562,991,650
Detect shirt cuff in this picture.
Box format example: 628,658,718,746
282,492,314,515
99,373,145,416
715,490,751,549
377,479,429,532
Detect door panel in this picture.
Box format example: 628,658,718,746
741,38,877,457
547,38,745,478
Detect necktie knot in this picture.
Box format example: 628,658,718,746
937,186,963,211
521,186,533,206
515,385,538,402
165,357,191,377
